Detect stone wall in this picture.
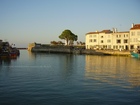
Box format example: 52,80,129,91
30,45,130,56
31,45,73,53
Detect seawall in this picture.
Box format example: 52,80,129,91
30,46,131,56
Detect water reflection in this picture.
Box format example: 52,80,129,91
28,51,42,60
28,51,76,78
85,55,140,88
0,58,11,66
58,54,75,78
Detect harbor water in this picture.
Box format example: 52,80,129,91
0,50,140,105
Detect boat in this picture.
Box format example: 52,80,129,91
9,48,20,59
130,47,140,58
0,47,20,59
131,51,140,58
0,41,20,59
0,51,11,59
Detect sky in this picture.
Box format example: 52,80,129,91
0,0,140,47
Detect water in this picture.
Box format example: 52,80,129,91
0,50,140,105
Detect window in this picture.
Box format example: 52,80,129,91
107,39,111,43
137,31,140,36
113,46,115,49
93,35,96,37
93,39,96,42
130,45,134,49
131,32,135,36
116,46,118,49
133,38,137,42
119,35,121,37
101,40,103,43
108,45,111,49
124,39,128,43
134,32,135,35
119,46,121,48
117,39,121,43
89,39,92,42
101,36,103,38
89,35,92,37
116,35,118,38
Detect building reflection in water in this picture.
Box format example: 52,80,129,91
28,51,37,60
85,55,140,88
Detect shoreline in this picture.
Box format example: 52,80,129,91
30,46,131,56
17,48,27,50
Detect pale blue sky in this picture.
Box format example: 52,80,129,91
0,0,140,47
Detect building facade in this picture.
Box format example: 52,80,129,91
86,30,113,50
112,31,129,50
129,24,140,49
86,24,140,50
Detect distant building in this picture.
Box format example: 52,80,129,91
28,42,41,51
85,23,140,50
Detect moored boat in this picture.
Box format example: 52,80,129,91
131,52,140,58
0,41,20,59
9,48,20,59
0,51,11,59
130,46,140,58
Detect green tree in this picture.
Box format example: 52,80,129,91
59,29,78,45
58,41,64,45
50,41,58,45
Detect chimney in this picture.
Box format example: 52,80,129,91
132,23,134,28
115,28,118,33
112,28,115,33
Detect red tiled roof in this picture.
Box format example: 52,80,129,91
130,24,140,30
112,31,129,34
86,30,112,35
100,30,113,33
86,32,99,35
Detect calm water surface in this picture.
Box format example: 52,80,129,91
0,50,140,105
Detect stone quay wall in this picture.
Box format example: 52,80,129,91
30,45,131,56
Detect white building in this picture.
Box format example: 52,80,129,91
86,30,113,50
85,24,140,50
112,31,129,50
129,24,140,49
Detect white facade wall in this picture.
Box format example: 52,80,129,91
98,33,112,49
86,31,130,50
112,32,129,50
85,33,99,49
86,31,113,50
129,29,140,49
86,24,140,50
